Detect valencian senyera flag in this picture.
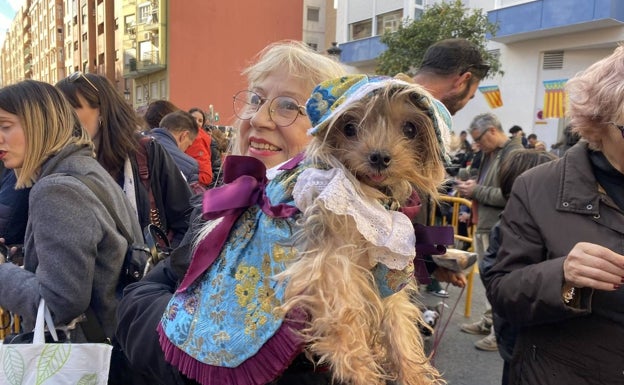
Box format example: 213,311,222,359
543,79,567,118
478,85,503,109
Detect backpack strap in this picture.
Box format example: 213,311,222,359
135,135,163,229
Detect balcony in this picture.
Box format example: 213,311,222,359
339,36,387,66
124,52,166,78
488,0,624,43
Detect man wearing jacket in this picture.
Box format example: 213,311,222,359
149,111,200,185
456,112,523,351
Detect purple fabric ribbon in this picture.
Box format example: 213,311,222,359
177,155,299,291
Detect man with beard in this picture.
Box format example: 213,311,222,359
401,38,490,298
412,38,489,116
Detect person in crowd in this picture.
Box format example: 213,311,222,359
457,130,474,166
550,124,581,157
56,72,192,247
479,149,557,385
186,107,213,188
398,38,491,293
455,113,523,351
411,38,490,116
485,45,624,385
115,40,347,385
533,140,546,151
508,125,528,148
526,133,537,148
144,99,180,130
0,164,29,249
0,80,142,342
469,141,483,170
149,110,199,184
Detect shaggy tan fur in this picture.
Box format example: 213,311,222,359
277,84,447,385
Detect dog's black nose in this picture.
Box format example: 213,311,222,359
368,150,391,169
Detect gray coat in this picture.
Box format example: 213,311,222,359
0,144,143,341
472,136,523,233
485,141,624,384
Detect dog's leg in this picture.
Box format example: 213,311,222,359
381,283,443,385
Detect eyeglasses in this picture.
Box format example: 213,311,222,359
461,63,491,79
233,90,306,127
473,128,490,143
608,121,624,138
68,71,99,93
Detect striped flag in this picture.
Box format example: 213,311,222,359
543,79,567,118
478,85,503,108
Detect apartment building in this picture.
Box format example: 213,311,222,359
2,0,305,124
334,0,624,148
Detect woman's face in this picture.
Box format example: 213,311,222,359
74,92,101,140
238,71,312,169
0,109,26,169
191,111,204,129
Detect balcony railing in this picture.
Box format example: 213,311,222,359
488,0,624,43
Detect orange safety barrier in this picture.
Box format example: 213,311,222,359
429,195,476,318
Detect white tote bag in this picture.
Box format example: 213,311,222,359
0,298,112,385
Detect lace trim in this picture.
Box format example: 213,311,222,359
293,167,415,270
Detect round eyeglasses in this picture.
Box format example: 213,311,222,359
233,90,306,127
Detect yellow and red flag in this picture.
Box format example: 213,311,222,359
542,79,567,118
478,85,503,109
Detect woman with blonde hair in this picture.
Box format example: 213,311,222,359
116,40,347,385
0,80,142,342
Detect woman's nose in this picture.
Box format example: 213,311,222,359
249,101,276,129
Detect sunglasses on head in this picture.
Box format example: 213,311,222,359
68,71,99,93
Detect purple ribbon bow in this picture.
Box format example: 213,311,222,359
178,155,299,291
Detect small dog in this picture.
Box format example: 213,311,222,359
278,75,450,385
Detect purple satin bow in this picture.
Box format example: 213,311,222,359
178,155,299,291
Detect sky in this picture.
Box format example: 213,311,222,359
0,0,24,46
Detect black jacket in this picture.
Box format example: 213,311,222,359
132,137,193,247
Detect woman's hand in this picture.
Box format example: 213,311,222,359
563,242,624,291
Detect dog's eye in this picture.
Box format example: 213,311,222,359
343,122,358,137
403,122,417,139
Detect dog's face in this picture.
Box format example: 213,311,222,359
316,86,445,203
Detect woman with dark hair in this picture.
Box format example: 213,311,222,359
187,107,214,187
189,107,223,187
56,73,192,246
144,99,180,130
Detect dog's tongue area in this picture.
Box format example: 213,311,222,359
368,174,386,183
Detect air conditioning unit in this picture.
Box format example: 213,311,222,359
143,32,151,40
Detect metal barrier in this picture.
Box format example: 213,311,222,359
0,307,20,339
429,195,476,318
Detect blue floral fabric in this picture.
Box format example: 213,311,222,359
160,166,303,367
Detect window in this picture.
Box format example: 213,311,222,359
136,85,143,102
81,4,86,25
349,19,372,41
138,3,151,24
125,15,135,34
160,79,166,99
307,7,320,22
376,10,403,35
150,82,158,100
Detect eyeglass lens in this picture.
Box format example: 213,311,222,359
233,90,303,127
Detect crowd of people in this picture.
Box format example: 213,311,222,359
0,37,622,385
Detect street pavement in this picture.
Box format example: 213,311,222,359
420,272,504,385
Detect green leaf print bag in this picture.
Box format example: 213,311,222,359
0,298,112,385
